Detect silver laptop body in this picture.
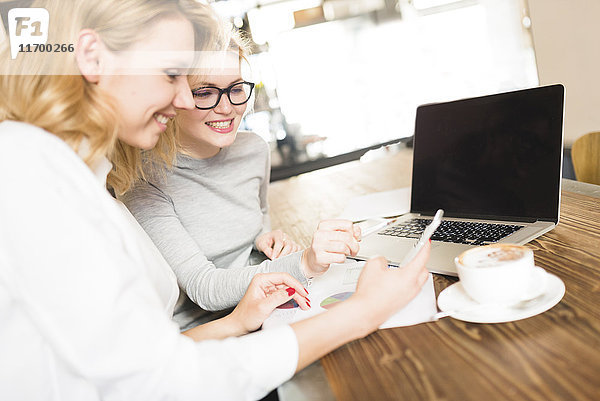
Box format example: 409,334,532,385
355,84,565,276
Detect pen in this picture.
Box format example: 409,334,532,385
345,219,397,263
360,218,399,238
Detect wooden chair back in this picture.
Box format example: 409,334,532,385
572,131,600,185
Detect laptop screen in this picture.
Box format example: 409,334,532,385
411,84,564,222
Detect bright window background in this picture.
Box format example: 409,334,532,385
213,0,538,163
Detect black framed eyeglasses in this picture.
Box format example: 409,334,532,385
192,81,255,110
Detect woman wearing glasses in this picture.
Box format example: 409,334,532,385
120,33,360,329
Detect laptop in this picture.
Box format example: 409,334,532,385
355,84,565,276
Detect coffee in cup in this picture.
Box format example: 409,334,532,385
455,244,547,305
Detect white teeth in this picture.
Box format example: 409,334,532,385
154,114,170,124
206,120,232,129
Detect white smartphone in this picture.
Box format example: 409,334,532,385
396,209,444,267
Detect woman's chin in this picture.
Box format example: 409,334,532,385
119,131,160,150
210,131,237,148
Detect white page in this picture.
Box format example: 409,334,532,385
262,260,437,330
337,187,411,222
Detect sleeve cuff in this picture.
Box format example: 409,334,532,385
269,251,308,286
194,325,299,400
238,325,299,396
149,324,300,400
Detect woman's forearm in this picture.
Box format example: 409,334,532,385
291,299,377,371
182,314,245,341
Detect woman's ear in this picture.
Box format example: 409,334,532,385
75,29,103,83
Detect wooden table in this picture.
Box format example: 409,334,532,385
269,147,600,401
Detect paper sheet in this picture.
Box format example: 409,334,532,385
263,260,437,330
338,187,411,222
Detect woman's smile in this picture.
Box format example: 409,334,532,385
205,118,234,133
153,112,173,131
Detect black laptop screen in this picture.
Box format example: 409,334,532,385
411,84,564,223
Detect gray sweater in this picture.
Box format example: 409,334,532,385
120,131,306,329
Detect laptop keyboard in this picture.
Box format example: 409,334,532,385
379,218,524,246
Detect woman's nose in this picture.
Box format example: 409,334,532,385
173,78,195,110
213,93,233,114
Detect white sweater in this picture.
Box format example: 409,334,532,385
0,121,298,401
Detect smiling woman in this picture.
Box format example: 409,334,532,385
0,0,219,195
179,50,253,158
82,15,195,150
120,29,314,330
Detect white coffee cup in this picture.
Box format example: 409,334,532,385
455,244,547,305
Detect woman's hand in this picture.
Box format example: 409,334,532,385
229,272,310,335
255,230,302,260
301,219,362,278
351,241,431,329
289,243,430,371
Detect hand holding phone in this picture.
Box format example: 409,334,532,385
398,209,444,267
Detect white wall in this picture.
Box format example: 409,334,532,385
528,0,600,145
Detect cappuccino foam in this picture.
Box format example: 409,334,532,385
459,244,529,268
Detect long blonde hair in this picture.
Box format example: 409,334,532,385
0,0,218,194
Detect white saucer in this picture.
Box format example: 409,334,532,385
437,271,565,323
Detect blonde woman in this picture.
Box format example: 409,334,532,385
121,32,360,329
0,1,430,400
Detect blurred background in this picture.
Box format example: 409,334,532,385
1,0,598,181
207,0,599,181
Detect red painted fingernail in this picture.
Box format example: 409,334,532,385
307,302,311,308
286,288,295,296
304,287,309,294
429,239,431,243
306,298,311,303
